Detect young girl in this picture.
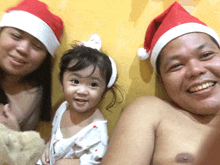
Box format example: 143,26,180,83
38,34,118,165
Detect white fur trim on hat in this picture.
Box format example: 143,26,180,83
150,22,219,70
137,47,149,60
0,10,60,56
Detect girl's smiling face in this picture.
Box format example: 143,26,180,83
61,64,106,114
0,27,47,78
159,33,220,115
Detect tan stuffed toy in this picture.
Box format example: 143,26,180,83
0,123,45,165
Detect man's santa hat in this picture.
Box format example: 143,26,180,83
137,2,219,70
0,0,64,56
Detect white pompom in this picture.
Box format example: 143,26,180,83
137,47,149,60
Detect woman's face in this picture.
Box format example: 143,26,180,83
0,27,47,77
159,33,220,115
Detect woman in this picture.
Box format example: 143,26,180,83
101,2,220,165
0,0,64,131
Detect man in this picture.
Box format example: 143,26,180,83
101,2,220,164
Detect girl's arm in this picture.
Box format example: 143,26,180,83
40,139,51,165
101,96,161,165
54,158,80,165
5,85,43,131
0,104,20,131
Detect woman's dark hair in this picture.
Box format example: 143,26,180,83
24,52,53,121
0,52,53,121
59,45,120,109
156,33,220,75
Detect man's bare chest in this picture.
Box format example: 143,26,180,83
152,117,212,164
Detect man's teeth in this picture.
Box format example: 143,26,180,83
189,82,214,93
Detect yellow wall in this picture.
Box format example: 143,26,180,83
1,0,220,137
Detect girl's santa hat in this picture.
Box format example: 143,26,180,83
137,2,219,71
0,0,64,56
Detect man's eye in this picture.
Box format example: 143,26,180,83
169,63,182,72
202,52,213,59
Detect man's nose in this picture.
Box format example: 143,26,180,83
185,59,206,79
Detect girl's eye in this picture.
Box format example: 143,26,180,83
90,82,98,87
72,79,79,84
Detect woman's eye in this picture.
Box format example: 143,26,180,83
32,44,43,50
11,33,21,40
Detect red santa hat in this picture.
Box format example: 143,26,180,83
0,0,64,56
137,1,219,70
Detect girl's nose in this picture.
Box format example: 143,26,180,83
76,85,89,95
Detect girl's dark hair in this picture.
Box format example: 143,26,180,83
59,45,119,109
156,34,220,75
0,52,53,121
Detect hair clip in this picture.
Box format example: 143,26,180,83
78,34,117,88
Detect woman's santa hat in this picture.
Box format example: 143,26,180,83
137,1,219,70
0,0,64,56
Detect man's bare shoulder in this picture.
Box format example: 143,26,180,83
133,95,168,104
125,96,171,114
118,96,172,129
101,96,171,165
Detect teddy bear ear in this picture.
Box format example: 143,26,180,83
137,47,149,60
